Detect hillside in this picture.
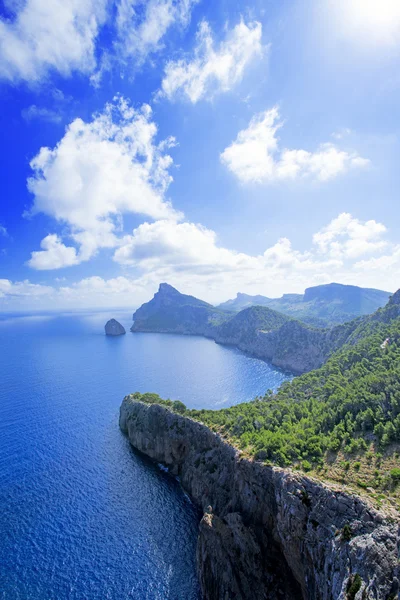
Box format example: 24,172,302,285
130,283,368,373
218,283,391,327
151,289,400,511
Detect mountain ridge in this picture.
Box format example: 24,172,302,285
218,282,391,327
131,283,396,373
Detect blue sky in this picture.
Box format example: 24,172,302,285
1,0,400,310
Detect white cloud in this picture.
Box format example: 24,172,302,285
0,279,53,298
116,0,198,63
27,96,181,270
0,0,108,83
159,19,264,102
313,213,387,259
111,212,394,299
27,234,80,270
90,0,199,86
1,212,398,310
221,107,369,183
327,0,400,48
0,224,8,237
113,220,252,272
22,105,62,123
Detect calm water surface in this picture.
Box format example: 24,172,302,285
0,311,291,599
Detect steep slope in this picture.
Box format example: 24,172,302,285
130,284,397,374
120,396,398,600
218,283,391,327
121,293,400,599
185,289,400,498
131,283,230,335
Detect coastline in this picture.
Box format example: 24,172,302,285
120,397,399,600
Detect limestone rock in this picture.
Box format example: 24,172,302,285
120,397,399,600
105,318,126,336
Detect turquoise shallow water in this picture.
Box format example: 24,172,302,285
0,311,291,599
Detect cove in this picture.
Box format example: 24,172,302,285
0,311,291,599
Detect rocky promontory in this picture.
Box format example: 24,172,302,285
120,397,399,600
105,318,126,336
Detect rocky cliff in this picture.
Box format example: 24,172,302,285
120,398,399,600
131,283,229,336
105,318,126,335
130,285,400,374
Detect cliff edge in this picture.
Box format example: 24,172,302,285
120,397,399,600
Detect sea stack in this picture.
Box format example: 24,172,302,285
105,319,126,336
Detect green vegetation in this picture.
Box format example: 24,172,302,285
341,524,353,542
346,574,362,600
218,283,390,328
128,292,400,510
186,317,400,469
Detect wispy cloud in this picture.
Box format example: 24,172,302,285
159,19,264,102
0,0,108,83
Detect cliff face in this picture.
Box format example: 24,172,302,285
131,283,229,336
120,398,399,600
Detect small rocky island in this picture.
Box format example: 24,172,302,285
105,318,126,336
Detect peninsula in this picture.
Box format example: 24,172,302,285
121,290,400,598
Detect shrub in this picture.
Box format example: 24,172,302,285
346,574,362,600
341,523,352,542
390,468,400,484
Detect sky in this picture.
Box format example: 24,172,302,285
1,0,400,311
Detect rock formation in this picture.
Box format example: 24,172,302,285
120,397,399,600
105,318,126,336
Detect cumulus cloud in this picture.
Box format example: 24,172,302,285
220,107,369,184
27,96,181,270
113,220,253,272
159,19,264,102
27,234,80,270
0,224,8,237
2,212,398,310
0,0,108,83
313,213,387,259
112,212,395,297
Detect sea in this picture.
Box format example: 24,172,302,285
0,310,292,599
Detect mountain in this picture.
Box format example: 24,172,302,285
218,283,391,327
131,283,230,335
218,292,272,312
131,283,398,373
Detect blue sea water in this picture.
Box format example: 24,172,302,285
0,311,291,600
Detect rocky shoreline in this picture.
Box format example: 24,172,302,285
120,397,399,600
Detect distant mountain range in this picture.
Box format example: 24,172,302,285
218,283,391,327
131,282,397,373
